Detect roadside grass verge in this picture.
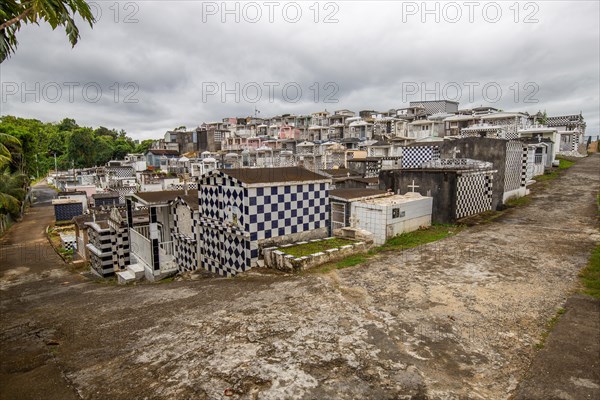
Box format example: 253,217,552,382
579,245,600,299
46,224,74,263
535,307,566,350
505,196,532,207
309,224,463,274
534,157,575,183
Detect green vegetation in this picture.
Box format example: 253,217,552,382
535,307,566,350
535,158,575,182
0,169,27,216
0,116,148,176
1,0,95,62
378,224,460,252
505,196,532,208
280,238,356,258
0,116,149,218
310,225,462,273
579,245,600,299
58,246,74,262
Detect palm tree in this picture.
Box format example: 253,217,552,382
0,132,20,167
1,0,95,62
0,169,27,217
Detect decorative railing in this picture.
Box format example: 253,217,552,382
159,241,177,272
130,228,152,268
133,225,150,239
159,241,174,256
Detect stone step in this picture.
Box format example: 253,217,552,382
116,270,136,285
127,263,145,280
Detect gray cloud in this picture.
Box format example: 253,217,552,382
1,1,598,139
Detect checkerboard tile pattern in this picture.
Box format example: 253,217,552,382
197,170,330,277
172,198,199,272
168,183,199,191
173,235,197,272
61,238,77,252
247,183,329,242
516,146,527,187
106,166,135,178
115,187,136,203
109,228,130,270
505,125,519,140
401,146,440,169
54,203,83,222
571,133,579,152
504,140,526,192
455,171,495,219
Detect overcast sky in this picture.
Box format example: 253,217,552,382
1,0,598,140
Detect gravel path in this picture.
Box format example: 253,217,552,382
1,156,598,399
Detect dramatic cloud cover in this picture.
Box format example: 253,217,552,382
1,1,598,139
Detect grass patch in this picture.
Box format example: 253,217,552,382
309,224,462,273
92,276,118,285
579,245,600,299
377,224,461,252
534,158,575,183
535,307,566,350
556,157,575,169
279,238,356,258
505,196,532,207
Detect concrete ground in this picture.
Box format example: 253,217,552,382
0,157,599,400
513,294,600,400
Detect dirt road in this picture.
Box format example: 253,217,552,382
0,157,598,399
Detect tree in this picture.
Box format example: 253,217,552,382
135,139,154,154
113,137,134,159
93,135,114,165
1,0,95,63
58,117,78,131
94,126,117,139
0,132,21,167
0,169,27,216
67,127,95,167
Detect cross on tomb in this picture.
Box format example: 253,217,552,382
450,146,461,159
408,180,419,193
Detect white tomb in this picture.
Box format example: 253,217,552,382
350,192,433,245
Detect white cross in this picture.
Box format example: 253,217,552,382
408,180,419,193
450,146,461,159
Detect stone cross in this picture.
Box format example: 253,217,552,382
408,180,419,193
450,146,461,159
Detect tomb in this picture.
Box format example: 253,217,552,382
380,160,496,224
350,192,433,245
197,166,331,276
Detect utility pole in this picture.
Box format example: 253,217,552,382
54,153,58,176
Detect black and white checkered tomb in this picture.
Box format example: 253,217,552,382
198,170,330,277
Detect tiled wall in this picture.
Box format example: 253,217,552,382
198,170,330,276
54,203,83,222
401,146,441,169
455,171,494,219
172,200,199,272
